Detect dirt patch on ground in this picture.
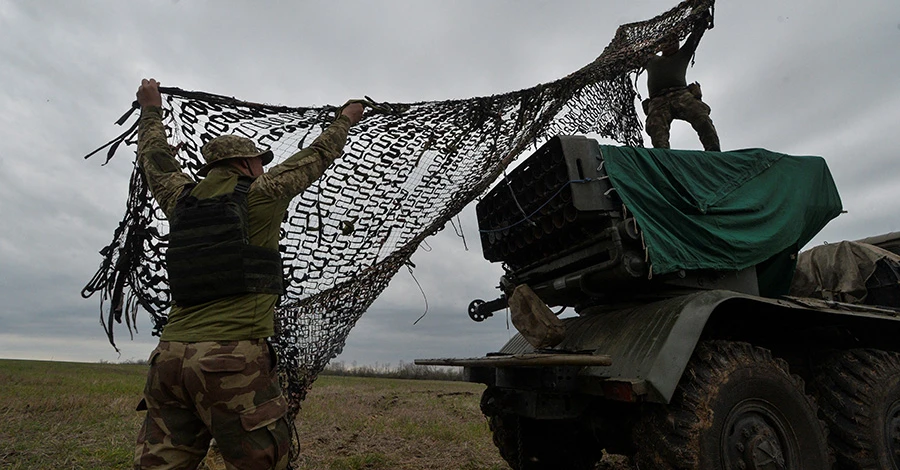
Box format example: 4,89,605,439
295,376,504,469
297,375,635,469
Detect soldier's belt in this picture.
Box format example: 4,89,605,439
649,86,689,99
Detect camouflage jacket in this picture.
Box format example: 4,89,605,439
136,106,351,341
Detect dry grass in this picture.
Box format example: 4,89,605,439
295,376,507,470
0,359,145,469
0,359,508,469
0,359,632,470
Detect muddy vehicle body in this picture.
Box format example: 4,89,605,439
418,137,900,469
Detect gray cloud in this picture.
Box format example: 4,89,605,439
1,0,899,366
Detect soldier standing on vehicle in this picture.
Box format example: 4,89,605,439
643,11,720,151
132,78,364,470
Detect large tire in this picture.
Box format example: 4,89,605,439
481,388,601,469
633,340,831,470
814,349,900,469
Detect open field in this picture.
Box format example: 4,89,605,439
0,359,504,469
0,359,631,469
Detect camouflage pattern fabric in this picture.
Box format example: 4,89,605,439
199,135,274,177
645,88,720,151
135,339,290,470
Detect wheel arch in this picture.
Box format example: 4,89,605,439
704,297,900,352
702,296,900,382
496,290,900,404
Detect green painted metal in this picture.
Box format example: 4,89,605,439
497,290,900,403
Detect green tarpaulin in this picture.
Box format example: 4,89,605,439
600,146,843,296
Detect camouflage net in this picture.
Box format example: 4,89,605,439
83,0,713,422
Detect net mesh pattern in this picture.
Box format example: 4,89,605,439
83,0,713,420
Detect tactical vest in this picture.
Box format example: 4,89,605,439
166,176,284,306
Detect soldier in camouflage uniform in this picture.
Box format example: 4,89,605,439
643,12,720,152
132,78,364,469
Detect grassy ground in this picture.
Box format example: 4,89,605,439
0,359,631,469
0,359,509,469
294,376,506,470
0,359,145,469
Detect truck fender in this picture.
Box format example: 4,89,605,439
497,290,743,404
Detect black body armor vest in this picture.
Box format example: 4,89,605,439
166,176,284,306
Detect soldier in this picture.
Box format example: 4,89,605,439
643,12,720,151
132,78,364,470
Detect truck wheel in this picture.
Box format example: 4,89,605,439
633,340,831,470
481,389,600,469
814,349,900,469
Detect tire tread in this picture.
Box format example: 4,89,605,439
814,348,900,469
633,340,830,469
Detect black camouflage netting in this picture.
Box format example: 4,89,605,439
83,0,713,420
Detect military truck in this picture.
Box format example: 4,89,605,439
417,136,900,470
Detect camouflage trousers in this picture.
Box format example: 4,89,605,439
134,339,290,470
645,88,721,152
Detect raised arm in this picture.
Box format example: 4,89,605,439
680,11,712,57
253,102,364,200
135,79,194,218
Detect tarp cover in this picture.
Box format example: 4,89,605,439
601,146,842,295
790,241,900,304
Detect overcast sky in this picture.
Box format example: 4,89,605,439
1,0,898,366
